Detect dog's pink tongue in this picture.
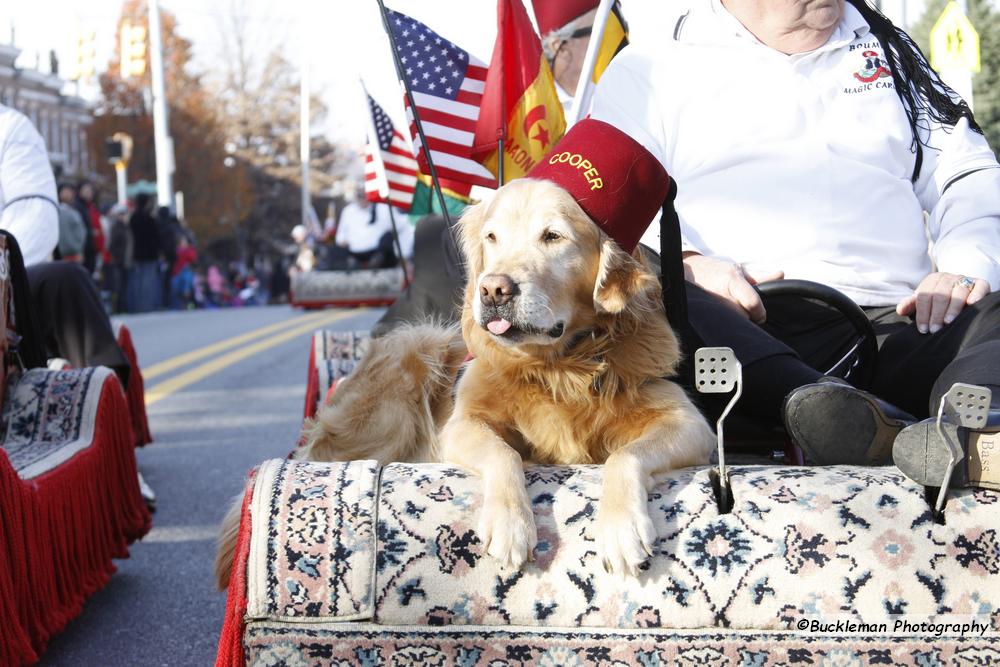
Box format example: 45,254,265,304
487,318,512,335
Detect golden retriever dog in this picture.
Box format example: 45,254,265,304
215,178,714,588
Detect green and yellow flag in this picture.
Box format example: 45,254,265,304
409,173,474,218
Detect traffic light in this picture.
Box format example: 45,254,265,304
70,30,97,81
105,132,134,166
105,138,124,163
120,21,147,79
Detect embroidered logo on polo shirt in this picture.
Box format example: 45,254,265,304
853,49,892,83
844,42,895,94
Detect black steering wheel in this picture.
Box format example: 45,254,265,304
756,279,878,390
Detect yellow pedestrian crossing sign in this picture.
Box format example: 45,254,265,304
930,2,981,73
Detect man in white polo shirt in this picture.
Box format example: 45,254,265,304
0,103,133,381
592,0,1000,485
0,104,59,265
334,195,413,269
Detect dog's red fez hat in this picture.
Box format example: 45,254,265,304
532,0,599,36
527,119,669,253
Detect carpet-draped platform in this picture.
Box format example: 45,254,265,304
303,330,371,420
291,268,405,310
0,368,152,665
218,458,999,666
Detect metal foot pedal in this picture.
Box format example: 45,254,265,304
695,347,742,510
934,383,992,515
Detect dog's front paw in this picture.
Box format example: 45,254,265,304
595,501,656,576
476,497,537,570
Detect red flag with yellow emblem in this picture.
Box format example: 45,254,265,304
472,0,566,183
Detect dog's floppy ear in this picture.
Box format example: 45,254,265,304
457,200,487,279
593,240,657,314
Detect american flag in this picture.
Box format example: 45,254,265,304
387,9,497,189
364,92,419,211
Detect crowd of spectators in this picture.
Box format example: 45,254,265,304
47,182,292,313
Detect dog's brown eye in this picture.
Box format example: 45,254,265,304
542,230,561,243
485,232,496,243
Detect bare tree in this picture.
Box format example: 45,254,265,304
210,0,342,256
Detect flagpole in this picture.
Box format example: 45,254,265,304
385,205,412,288
568,0,615,126
359,79,412,285
300,14,312,230
496,0,507,187
359,77,393,208
376,0,454,228
497,138,504,186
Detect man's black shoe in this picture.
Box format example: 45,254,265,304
893,411,1000,492
783,379,916,465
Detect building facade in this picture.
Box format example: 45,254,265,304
0,43,93,180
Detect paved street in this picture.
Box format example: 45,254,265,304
40,305,382,667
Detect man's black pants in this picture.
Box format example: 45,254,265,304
26,261,131,387
687,282,1000,424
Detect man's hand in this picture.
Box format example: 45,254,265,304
896,272,990,334
683,253,784,323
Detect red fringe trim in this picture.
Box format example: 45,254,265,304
0,374,151,665
0,450,39,666
116,325,153,447
304,341,318,420
215,472,257,667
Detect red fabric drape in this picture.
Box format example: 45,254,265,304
0,374,151,665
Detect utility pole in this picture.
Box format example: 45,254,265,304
116,161,128,204
148,0,175,209
300,29,312,229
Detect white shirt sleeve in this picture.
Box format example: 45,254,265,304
0,112,58,266
590,47,702,255
590,49,666,165
2,198,58,266
335,205,352,247
914,116,1000,289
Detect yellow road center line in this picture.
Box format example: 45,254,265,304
144,310,359,406
143,311,331,381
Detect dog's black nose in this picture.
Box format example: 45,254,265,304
480,274,518,307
